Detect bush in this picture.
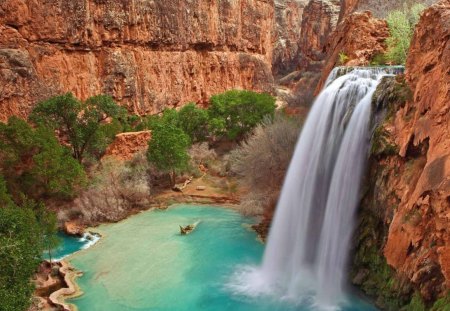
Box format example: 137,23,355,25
385,4,425,65
0,117,86,200
230,114,301,215
208,90,276,140
188,143,217,166
68,153,152,224
338,51,349,65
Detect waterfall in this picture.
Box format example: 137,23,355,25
229,67,400,309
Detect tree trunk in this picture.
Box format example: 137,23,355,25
169,171,176,188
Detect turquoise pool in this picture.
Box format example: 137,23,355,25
66,205,376,311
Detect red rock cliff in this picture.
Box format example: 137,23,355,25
383,0,450,299
0,0,276,121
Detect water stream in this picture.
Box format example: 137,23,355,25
231,67,399,310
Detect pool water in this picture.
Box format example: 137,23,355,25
67,205,376,311
44,232,100,261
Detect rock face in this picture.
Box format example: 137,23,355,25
104,130,152,160
299,0,340,68
384,0,450,299
0,0,276,121
353,1,449,308
272,0,308,78
315,11,389,92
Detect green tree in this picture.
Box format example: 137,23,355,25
0,203,44,311
178,103,209,142
208,90,276,140
146,123,190,187
30,93,127,163
0,117,86,199
385,4,425,64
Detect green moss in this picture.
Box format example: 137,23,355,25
401,293,426,311
370,125,399,157
370,53,388,66
431,294,450,311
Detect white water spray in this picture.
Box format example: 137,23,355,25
230,67,401,309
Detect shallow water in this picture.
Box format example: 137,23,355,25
67,205,376,311
44,232,100,261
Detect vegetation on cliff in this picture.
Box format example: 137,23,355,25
385,4,425,64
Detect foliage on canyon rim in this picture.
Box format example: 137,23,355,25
29,93,127,163
230,113,301,215
385,4,425,64
0,117,86,200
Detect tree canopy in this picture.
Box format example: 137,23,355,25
208,90,276,140
0,117,86,200
29,93,127,163
146,123,190,187
0,177,58,311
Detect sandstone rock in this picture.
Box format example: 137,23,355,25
315,11,389,93
63,221,84,236
382,0,450,300
299,0,340,67
0,0,276,121
272,0,308,77
103,130,151,161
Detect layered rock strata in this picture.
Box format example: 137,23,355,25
0,0,276,121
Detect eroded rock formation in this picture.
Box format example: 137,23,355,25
0,0,276,121
353,1,449,308
385,0,450,299
103,130,152,161
272,0,308,77
315,10,389,92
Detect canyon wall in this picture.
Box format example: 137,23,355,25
272,0,308,77
353,1,450,309
0,0,277,121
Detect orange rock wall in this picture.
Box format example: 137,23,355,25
0,0,276,121
384,0,450,297
314,11,389,93
104,131,152,161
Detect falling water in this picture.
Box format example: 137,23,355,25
230,67,401,309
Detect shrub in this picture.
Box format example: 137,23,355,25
208,90,276,140
385,4,425,65
0,117,86,200
188,143,217,166
68,153,152,224
230,113,301,215
338,51,349,65
30,93,127,163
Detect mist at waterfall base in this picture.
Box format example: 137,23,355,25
229,68,399,310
